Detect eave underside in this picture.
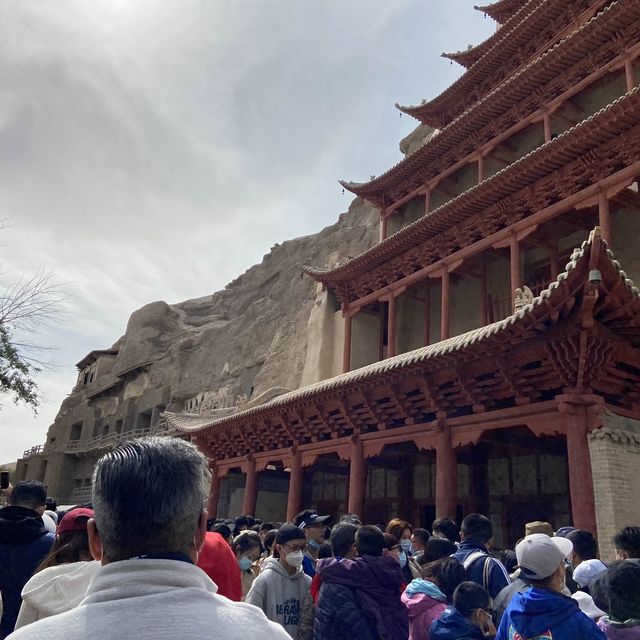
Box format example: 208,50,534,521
175,235,640,462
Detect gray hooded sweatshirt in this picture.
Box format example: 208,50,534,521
245,557,311,639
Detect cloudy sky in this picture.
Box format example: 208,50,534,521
0,0,494,463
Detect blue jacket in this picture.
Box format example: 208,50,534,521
496,587,606,640
0,506,54,637
429,606,486,640
452,541,510,598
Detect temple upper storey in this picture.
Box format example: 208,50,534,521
309,0,640,375
397,0,612,127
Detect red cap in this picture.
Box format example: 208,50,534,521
57,507,94,535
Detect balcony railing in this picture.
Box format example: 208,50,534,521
21,424,177,459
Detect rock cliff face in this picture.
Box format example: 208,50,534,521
53,197,378,431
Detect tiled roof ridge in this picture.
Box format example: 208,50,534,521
178,229,640,436
344,0,623,195
396,0,556,120
312,82,640,281
475,0,527,23
442,1,529,68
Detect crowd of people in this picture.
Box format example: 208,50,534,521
1,436,640,639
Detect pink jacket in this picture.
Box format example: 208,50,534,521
401,591,448,640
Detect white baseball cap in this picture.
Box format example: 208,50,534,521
516,533,573,580
573,559,608,588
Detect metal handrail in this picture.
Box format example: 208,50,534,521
22,424,176,459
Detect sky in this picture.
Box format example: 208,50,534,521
0,0,494,463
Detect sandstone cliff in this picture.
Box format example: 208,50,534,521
53,196,378,426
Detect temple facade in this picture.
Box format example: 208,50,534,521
14,0,640,554
170,0,640,552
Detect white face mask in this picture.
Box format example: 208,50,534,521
285,550,304,568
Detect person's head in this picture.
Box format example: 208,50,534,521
9,480,47,514
573,558,607,590
383,532,406,568
89,437,208,564
525,521,553,537
411,528,430,554
294,509,330,550
317,541,333,559
232,531,262,571
432,516,459,543
45,497,57,513
355,525,384,557
422,557,465,602
591,559,640,623
211,523,233,545
423,536,457,562
330,523,358,559
259,522,274,542
452,581,493,632
386,518,412,554
340,513,363,526
566,529,598,567
36,507,94,572
460,514,492,546
614,526,640,560
274,524,307,573
263,529,277,555
516,533,573,592
235,515,251,533
497,549,518,574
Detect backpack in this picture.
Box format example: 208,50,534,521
462,550,492,592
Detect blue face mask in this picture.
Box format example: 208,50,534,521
400,539,413,554
308,538,321,549
238,556,253,571
398,551,407,568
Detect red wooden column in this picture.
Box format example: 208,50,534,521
435,421,457,518
543,112,552,143
207,465,222,519
564,405,597,532
510,235,521,311
598,192,611,247
423,286,431,346
286,449,302,522
477,155,485,183
343,309,352,373
425,189,431,214
625,58,635,93
387,295,396,357
379,207,388,242
242,457,258,516
440,268,450,340
480,259,488,326
347,438,365,518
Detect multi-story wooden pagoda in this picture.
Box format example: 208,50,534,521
170,0,640,548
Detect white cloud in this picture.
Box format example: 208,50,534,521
0,0,493,461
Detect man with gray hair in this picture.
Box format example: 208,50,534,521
8,437,289,640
